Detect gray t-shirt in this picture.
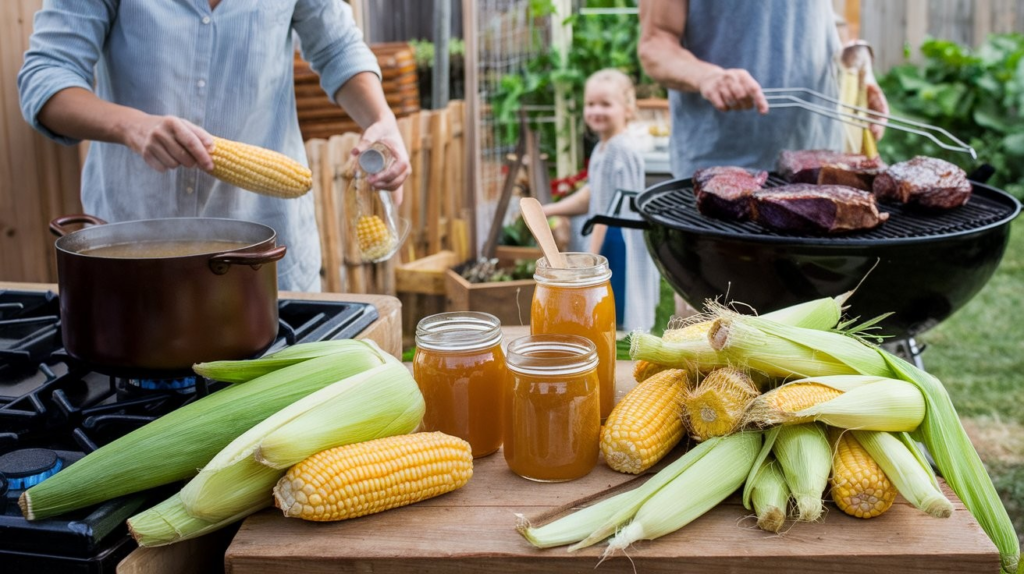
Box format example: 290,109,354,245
669,0,843,179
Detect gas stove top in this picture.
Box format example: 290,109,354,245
0,289,378,573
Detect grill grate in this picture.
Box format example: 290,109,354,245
638,175,1019,244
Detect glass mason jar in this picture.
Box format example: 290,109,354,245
413,312,506,458
531,253,616,419
503,334,600,482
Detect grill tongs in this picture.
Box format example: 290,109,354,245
762,87,977,160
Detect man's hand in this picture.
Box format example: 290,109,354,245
124,115,214,173
866,83,889,141
697,68,769,114
351,117,411,205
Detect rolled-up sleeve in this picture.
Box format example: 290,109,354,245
17,0,117,145
292,0,381,104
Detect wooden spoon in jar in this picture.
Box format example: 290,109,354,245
520,197,566,268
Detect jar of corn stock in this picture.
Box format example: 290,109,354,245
413,312,505,458
530,253,616,419
504,334,600,482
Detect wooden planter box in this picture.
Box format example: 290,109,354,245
395,247,543,344
445,270,535,328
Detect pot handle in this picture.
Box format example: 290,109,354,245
49,214,108,237
208,245,287,275
582,189,649,236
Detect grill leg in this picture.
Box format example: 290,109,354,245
881,337,926,371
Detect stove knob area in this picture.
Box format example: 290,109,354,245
0,448,64,490
0,472,6,512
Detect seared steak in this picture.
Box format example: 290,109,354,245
873,156,971,210
692,166,769,221
817,160,887,191
778,150,885,184
751,184,889,235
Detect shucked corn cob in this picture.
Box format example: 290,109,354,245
633,360,669,383
356,214,396,261
209,136,312,198
683,368,758,441
830,429,896,519
600,369,688,474
274,432,473,521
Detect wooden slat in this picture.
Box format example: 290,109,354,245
396,115,415,264
426,110,448,254
905,0,928,62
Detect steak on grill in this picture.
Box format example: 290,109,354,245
692,166,769,221
751,184,890,235
778,150,885,184
873,156,971,210
817,161,887,191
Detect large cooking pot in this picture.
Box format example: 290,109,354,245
50,215,287,376
585,177,1021,339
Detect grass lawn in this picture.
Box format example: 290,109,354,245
919,216,1024,546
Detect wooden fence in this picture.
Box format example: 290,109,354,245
305,100,471,295
840,0,1024,73
0,0,84,283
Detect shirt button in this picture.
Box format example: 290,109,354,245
202,16,211,24
186,186,195,194
197,80,206,88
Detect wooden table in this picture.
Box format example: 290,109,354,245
1,285,999,572
224,328,1001,573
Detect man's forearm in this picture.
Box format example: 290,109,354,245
333,71,395,128
37,87,146,145
639,41,722,94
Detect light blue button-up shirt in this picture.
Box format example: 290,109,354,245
19,0,381,291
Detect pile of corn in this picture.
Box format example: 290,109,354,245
18,340,473,547
527,294,1020,574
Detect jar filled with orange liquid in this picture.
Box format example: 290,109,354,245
503,334,600,482
413,312,505,458
531,253,616,419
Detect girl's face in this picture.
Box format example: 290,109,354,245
583,80,629,138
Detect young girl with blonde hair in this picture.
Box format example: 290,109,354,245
542,69,659,332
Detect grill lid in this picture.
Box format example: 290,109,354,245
637,175,1021,246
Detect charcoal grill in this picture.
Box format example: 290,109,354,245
585,175,1021,341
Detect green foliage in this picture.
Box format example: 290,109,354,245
491,0,660,161
407,38,466,67
878,34,1024,199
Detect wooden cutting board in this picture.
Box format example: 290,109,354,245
224,358,1000,574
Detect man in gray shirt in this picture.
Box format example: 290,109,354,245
638,0,888,180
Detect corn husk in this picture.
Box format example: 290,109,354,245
178,361,424,521
128,494,268,547
603,432,762,556
193,341,369,383
629,293,849,371
19,342,387,520
746,458,790,533
772,423,831,521
744,375,925,432
706,310,1020,573
517,437,721,550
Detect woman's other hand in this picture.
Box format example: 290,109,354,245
352,117,411,205
125,115,214,173
697,68,769,114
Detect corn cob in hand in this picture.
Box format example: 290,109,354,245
209,136,312,198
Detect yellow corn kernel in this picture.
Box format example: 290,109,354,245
683,367,758,441
831,430,896,519
209,137,312,198
662,320,712,343
766,383,844,414
273,432,472,522
633,360,670,383
356,214,395,260
601,369,688,474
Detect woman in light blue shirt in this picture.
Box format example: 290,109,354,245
19,0,410,292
